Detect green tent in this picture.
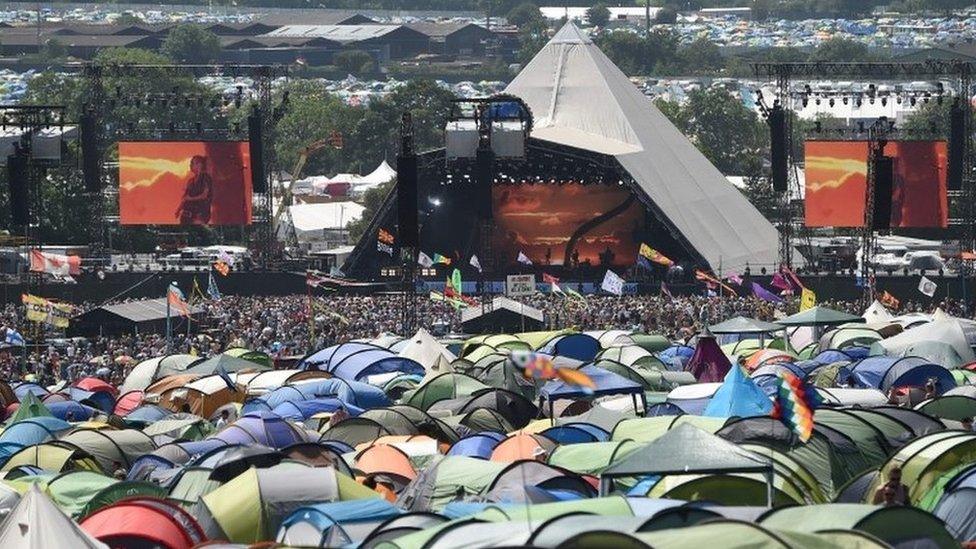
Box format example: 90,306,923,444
870,431,976,503
183,353,271,376
7,392,52,423
397,456,506,512
636,521,887,549
916,395,976,422
43,470,165,518
200,464,377,544
610,415,727,443
403,373,488,411
548,441,640,476
708,316,783,335
223,348,273,369
759,504,957,549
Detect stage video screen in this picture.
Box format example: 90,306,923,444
805,140,947,228
119,141,253,226
492,183,644,268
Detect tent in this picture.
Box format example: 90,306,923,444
184,354,271,377
599,424,773,502
871,313,976,368
538,365,645,419
398,328,457,383
849,356,957,394
69,298,202,337
199,464,378,543
120,355,200,394
703,365,773,418
0,485,107,548
504,22,789,272
776,306,864,327
276,499,401,547
685,332,732,382
708,316,783,335
80,497,207,549
461,297,545,334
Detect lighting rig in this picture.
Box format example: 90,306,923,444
752,61,974,293
81,64,289,266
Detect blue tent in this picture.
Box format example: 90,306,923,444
657,345,695,370
299,342,379,370
539,366,646,417
704,366,773,418
539,334,601,362
124,404,173,424
540,423,610,444
272,398,364,421
244,378,389,412
812,349,854,365
645,402,685,417
0,416,71,447
447,432,505,459
850,356,957,393
46,401,98,421
278,499,402,547
301,343,424,382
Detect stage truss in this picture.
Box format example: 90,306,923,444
753,61,974,302
81,63,289,267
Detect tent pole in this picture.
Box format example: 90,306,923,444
765,469,774,508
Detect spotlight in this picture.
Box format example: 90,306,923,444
843,97,849,105
881,97,887,107
829,98,835,107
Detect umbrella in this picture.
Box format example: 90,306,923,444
208,445,283,482
708,316,784,335
775,306,864,327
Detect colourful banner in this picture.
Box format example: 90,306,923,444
22,294,72,328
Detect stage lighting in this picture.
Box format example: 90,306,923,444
815,98,821,106
910,97,917,106
828,98,835,107
802,98,808,108
881,97,887,107
855,97,862,107
843,97,848,105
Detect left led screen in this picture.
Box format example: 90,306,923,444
119,141,252,226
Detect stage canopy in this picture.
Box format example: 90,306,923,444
504,23,794,273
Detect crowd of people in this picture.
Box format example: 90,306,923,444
0,291,969,389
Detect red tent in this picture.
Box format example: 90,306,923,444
74,377,118,397
685,334,732,383
114,390,144,416
80,498,207,549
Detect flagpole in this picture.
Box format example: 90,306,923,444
165,283,172,354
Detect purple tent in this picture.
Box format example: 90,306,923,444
685,334,732,383
212,410,307,449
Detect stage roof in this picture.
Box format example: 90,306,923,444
505,23,797,272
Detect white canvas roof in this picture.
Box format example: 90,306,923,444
505,23,792,272
285,202,365,235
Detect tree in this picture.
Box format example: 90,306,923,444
808,37,877,63
586,3,611,28
334,50,376,75
654,7,677,24
40,38,67,60
161,24,222,64
347,180,393,242
901,98,955,135
506,2,544,29
597,29,678,75
675,38,724,73
741,176,780,220
114,13,145,25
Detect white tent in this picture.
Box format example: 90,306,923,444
504,23,793,272
872,310,976,367
358,160,396,187
862,300,894,324
279,202,365,240
0,485,107,549
399,328,457,383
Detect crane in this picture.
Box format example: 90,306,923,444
275,135,341,253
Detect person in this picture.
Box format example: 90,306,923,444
962,417,974,432
175,155,213,225
214,409,230,430
872,466,909,506
923,380,938,400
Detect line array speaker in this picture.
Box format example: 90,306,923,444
248,112,265,193
871,155,894,231
769,105,788,192
948,101,965,191
7,151,28,227
397,154,418,248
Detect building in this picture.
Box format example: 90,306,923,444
261,25,430,61
406,22,494,56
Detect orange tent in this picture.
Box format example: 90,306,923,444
355,444,417,481
490,433,557,462
744,349,795,371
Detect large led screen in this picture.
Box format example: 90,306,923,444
805,140,947,228
492,183,644,268
119,141,252,225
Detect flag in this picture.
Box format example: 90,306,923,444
213,261,231,276
429,290,445,302
726,273,743,286
217,250,235,267
376,228,394,256
517,251,533,265
451,269,463,297
880,290,900,309
208,272,222,300
513,351,595,392
639,243,674,266
469,255,482,273
601,270,624,296
695,269,738,296
660,280,673,299
190,277,206,303
329,266,345,278
3,327,24,347
417,252,434,268
432,253,451,265
30,249,81,276
542,273,563,295
781,265,804,290
752,282,783,303
771,272,793,293
21,294,71,328
800,287,816,311
771,370,823,442
918,276,937,297
167,283,191,318
565,286,586,302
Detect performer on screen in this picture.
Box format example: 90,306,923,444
176,155,213,224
